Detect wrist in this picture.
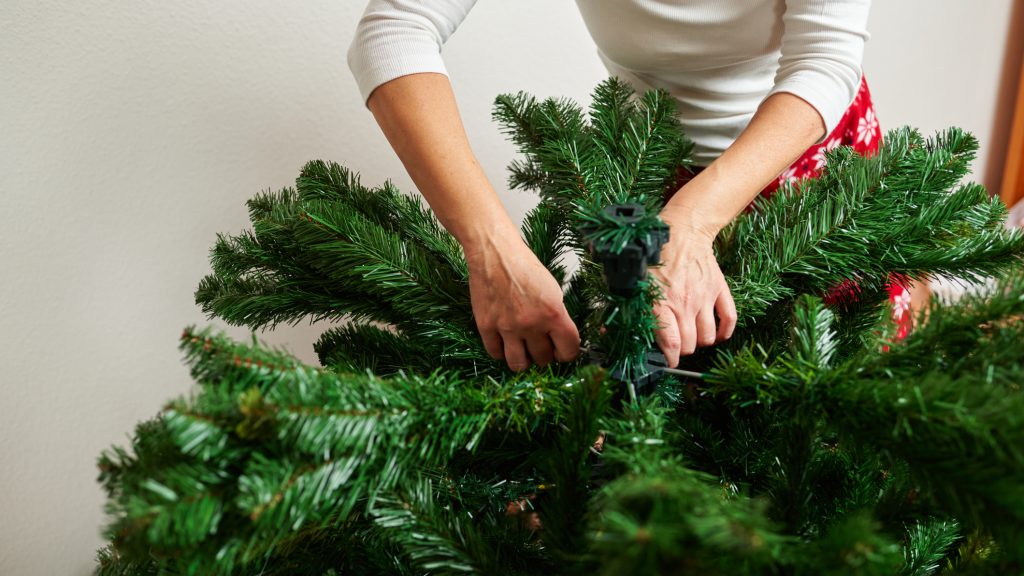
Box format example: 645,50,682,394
662,158,766,238
660,202,723,244
461,219,527,269
443,192,520,257
662,172,734,238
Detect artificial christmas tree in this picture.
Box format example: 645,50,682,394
95,79,1024,575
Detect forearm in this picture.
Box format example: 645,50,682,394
367,72,519,256
662,92,826,236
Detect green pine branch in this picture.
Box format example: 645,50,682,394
98,78,1024,575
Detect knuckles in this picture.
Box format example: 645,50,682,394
539,300,564,319
659,334,682,351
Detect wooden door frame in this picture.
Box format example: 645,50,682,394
1001,55,1024,208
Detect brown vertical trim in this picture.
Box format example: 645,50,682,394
987,0,1024,197
1002,48,1024,207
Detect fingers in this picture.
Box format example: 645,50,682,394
695,305,717,348
678,304,697,358
507,307,580,371
505,325,577,371
525,334,555,368
657,291,732,368
468,249,580,371
487,313,578,372
654,302,682,368
716,289,738,342
548,318,581,363
480,329,504,361
503,338,530,372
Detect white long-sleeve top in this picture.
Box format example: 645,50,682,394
347,0,871,165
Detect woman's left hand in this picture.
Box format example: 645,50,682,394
650,209,737,368
644,91,828,364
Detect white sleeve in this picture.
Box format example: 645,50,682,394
767,0,871,140
347,0,479,105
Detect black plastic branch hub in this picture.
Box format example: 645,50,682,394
586,204,669,297
587,347,670,398
584,203,672,397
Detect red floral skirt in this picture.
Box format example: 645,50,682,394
666,77,913,338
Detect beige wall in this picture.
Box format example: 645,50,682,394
0,1,1017,574
864,0,1021,193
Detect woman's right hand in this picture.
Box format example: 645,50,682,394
464,231,580,372
366,73,578,370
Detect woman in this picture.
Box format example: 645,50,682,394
347,0,889,372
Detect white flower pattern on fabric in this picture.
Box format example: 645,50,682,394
892,287,912,321
856,107,879,147
777,164,802,186
811,138,842,171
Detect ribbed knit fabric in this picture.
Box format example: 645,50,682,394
347,0,871,165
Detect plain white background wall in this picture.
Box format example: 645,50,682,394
0,1,1018,574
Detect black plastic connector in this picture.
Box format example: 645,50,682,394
585,204,669,297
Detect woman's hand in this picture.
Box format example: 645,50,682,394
366,74,580,371
650,208,737,368
648,93,826,366
465,232,581,372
